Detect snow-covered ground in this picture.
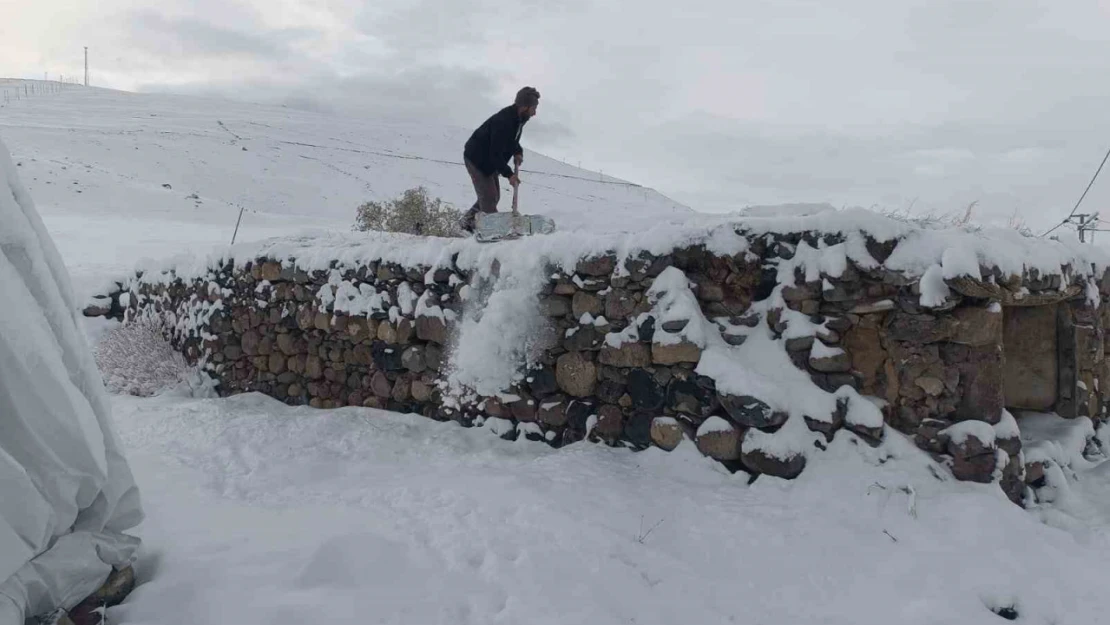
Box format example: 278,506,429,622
104,391,1110,624
6,81,1110,623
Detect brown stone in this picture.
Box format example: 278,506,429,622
593,405,624,441
371,371,392,398
841,324,886,394
809,348,852,373
241,330,260,356
540,296,572,317
696,282,725,303
396,318,415,344
605,291,638,320
650,417,685,451
314,311,331,331
305,355,323,380
572,291,603,318
577,255,617,277
391,376,412,402
554,282,577,296
956,344,1004,424
276,333,296,355
1002,303,1058,412
288,383,303,398
782,282,821,302
377,321,398,343
944,423,996,459
1025,460,1046,484
652,340,701,365
268,352,287,374
951,452,997,484
696,419,742,461
885,311,951,343
948,305,1002,346
411,378,435,402
556,352,597,397
538,398,568,427
416,316,449,344
741,446,806,479
915,376,944,397
598,342,651,368
511,396,539,422
346,317,373,342
257,335,274,356
260,261,282,282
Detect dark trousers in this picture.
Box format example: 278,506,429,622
463,158,500,225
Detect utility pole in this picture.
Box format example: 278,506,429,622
84,47,88,87
1068,213,1100,243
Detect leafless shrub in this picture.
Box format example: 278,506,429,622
353,187,464,238
94,317,195,396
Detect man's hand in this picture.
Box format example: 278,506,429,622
509,174,520,188
514,153,523,168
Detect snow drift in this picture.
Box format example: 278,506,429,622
0,136,142,622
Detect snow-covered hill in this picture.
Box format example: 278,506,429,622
0,80,692,293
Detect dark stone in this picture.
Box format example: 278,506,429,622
605,290,638,321
785,335,815,352
637,316,656,342
593,405,625,442
371,342,405,371
526,366,559,396
741,447,806,479
719,393,788,430
914,418,951,454
401,346,426,372
804,414,842,442
564,325,603,351
628,369,665,411
540,296,572,317
950,453,997,483
666,376,717,419
425,343,443,371
539,397,568,427
598,379,627,404
885,311,951,343
624,411,655,449
661,319,689,333
510,395,538,422
577,255,617,277
565,400,596,430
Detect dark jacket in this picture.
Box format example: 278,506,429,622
464,105,525,178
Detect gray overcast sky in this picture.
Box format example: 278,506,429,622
5,0,1110,231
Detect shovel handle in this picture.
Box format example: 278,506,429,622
511,163,520,216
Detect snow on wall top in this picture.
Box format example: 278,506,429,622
125,207,1110,289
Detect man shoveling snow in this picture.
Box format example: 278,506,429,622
459,86,540,234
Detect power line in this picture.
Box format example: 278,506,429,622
1042,145,1110,237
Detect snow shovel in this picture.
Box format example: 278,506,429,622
474,164,556,243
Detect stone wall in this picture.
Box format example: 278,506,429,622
88,225,1110,505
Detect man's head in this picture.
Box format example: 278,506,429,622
515,86,540,121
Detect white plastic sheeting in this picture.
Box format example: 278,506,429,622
0,136,142,623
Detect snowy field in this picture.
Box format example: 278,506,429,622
5,82,1110,623
0,81,690,303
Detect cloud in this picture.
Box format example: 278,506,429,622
126,11,320,61
7,0,1110,233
